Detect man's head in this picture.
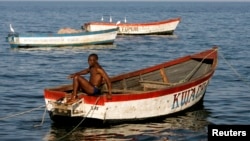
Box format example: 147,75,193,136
88,53,98,66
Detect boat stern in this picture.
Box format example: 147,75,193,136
45,98,85,117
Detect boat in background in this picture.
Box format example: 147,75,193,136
83,17,181,35
44,46,218,124
6,25,118,48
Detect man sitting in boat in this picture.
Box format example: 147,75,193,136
67,53,112,103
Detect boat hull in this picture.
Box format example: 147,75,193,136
6,28,118,48
49,97,205,125
84,17,181,35
44,47,218,124
45,80,209,123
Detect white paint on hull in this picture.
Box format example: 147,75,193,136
85,19,180,35
7,28,118,48
45,80,208,120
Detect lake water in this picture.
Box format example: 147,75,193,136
0,1,250,141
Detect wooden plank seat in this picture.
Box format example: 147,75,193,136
139,80,173,90
101,89,142,94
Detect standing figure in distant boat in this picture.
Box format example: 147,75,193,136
67,53,112,103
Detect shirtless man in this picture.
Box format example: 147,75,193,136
67,53,112,103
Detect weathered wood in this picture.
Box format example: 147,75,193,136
122,79,127,90
140,70,162,81
111,81,123,89
139,80,172,85
160,68,169,83
165,60,200,83
139,80,172,91
102,89,142,94
124,76,141,90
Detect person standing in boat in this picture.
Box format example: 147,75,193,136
67,53,112,103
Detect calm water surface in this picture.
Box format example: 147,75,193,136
0,1,250,141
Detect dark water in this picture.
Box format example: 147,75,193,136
0,1,250,141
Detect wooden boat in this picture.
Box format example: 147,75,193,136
83,17,181,35
6,26,118,48
44,46,218,124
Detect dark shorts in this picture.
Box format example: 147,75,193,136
93,86,101,95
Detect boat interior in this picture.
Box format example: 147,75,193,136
101,58,213,94
48,58,214,95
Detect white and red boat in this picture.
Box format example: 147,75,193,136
83,17,181,35
44,46,218,124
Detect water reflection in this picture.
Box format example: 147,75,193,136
44,103,211,141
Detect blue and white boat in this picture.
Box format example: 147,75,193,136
6,24,118,48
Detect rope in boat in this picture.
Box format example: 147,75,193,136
162,48,218,86
0,104,46,121
56,96,101,141
219,52,250,87
181,48,218,83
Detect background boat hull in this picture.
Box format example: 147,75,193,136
7,28,118,48
84,18,181,35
